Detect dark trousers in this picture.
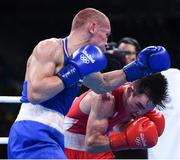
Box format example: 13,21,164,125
113,149,148,159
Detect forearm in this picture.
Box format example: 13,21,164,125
83,70,127,94
102,70,127,89
28,75,65,104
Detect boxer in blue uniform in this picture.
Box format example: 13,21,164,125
8,8,171,159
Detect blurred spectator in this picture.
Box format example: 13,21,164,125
102,42,124,72
117,37,141,66
148,68,180,159
103,37,141,72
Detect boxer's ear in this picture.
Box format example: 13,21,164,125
88,21,96,34
126,85,134,97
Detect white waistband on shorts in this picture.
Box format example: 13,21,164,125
16,103,64,134
64,130,86,151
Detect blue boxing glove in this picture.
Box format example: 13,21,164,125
57,45,107,87
123,46,171,82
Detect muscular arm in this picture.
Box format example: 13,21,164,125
83,70,127,94
27,39,65,104
83,46,171,94
84,93,114,153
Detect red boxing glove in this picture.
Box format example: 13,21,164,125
109,117,158,151
145,109,165,136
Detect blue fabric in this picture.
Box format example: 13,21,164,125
8,120,67,159
40,85,79,115
20,81,29,103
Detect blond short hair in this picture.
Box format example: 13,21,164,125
71,8,108,31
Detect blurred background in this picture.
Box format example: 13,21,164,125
0,0,180,158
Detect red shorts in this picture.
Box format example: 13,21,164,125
65,148,115,159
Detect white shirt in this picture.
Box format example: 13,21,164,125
148,68,180,159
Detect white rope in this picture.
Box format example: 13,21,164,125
0,137,8,144
0,96,21,103
0,96,21,144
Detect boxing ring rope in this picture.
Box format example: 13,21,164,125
0,96,21,144
0,96,21,103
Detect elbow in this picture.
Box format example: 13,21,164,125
28,87,43,104
28,92,42,104
85,145,96,154
85,145,94,154
85,137,96,154
85,147,96,154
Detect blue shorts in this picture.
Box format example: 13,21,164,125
8,120,67,159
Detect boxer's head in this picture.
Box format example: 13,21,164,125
124,73,168,119
71,8,111,52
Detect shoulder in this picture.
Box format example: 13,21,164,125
79,90,97,114
90,92,115,117
32,38,64,63
35,38,62,55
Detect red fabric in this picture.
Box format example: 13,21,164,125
66,90,91,134
64,148,115,159
108,85,126,128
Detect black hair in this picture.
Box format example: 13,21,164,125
118,37,141,52
133,73,168,110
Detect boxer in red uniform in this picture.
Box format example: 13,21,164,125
64,73,168,159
